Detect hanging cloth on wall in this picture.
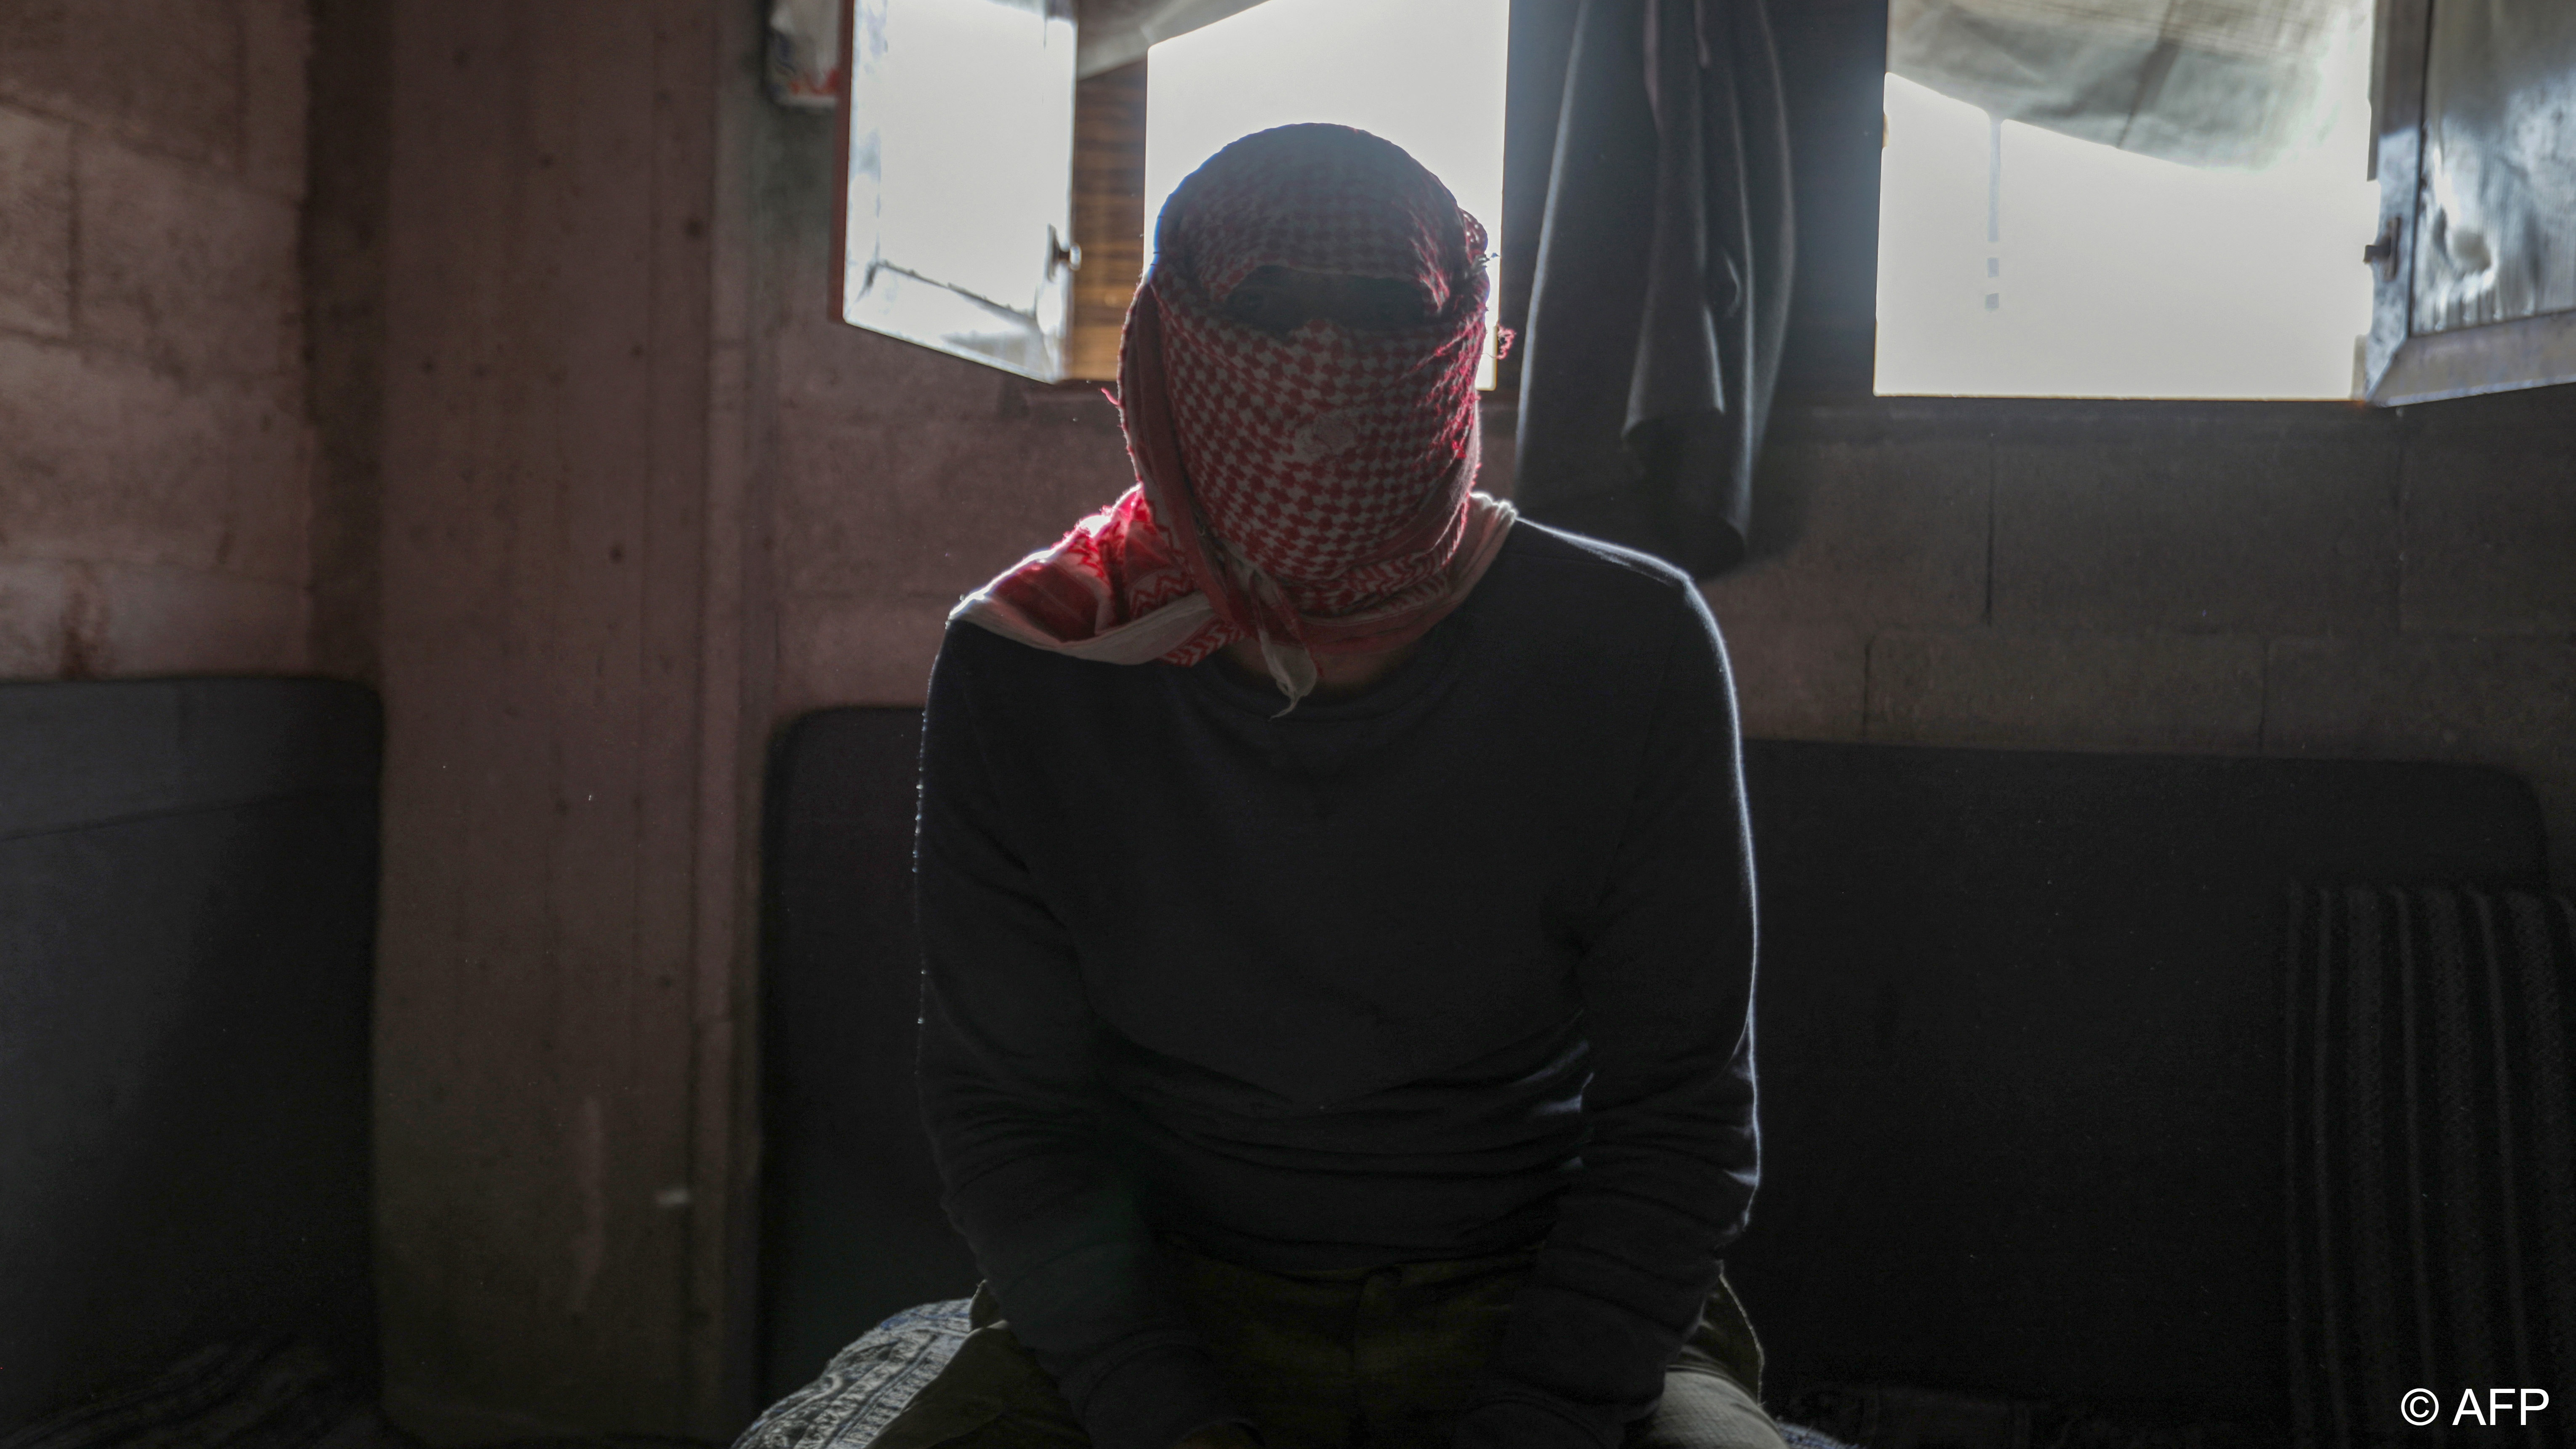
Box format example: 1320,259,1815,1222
1512,0,1794,579
1889,0,2367,168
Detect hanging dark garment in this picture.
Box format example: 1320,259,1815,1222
1512,0,1794,578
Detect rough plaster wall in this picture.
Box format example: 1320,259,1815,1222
373,0,764,1437
0,0,313,678
304,0,390,684
1708,391,2576,891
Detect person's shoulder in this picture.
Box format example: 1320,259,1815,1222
928,613,1063,706
931,613,1143,719
935,612,1104,674
930,614,1001,685
1492,518,1713,630
1504,518,1703,596
936,613,1019,666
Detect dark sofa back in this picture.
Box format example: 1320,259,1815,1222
1726,742,2544,1428
0,679,382,1426
761,710,978,1400
758,709,2547,1424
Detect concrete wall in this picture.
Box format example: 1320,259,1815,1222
370,0,766,1436
304,0,391,684
0,0,313,679
1708,392,2576,891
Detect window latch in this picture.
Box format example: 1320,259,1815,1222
2363,218,2401,278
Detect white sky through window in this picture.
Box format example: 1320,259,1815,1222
1874,35,2381,400
1144,0,1509,387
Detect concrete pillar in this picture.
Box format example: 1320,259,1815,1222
375,0,763,1433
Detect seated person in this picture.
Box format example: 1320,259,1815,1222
898,123,1775,1449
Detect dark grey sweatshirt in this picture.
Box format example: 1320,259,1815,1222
913,520,1758,1449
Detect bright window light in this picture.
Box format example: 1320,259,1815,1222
1144,0,1509,388
1874,35,2381,399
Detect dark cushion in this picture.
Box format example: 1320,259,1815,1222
0,679,382,1427
1727,741,2545,1428
761,711,978,1399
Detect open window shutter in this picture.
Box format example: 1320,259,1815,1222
837,0,1082,380
2364,0,2576,404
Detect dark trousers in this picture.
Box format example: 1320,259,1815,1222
874,1240,1786,1449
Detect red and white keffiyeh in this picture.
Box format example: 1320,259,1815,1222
953,124,1514,706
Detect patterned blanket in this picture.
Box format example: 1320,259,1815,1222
739,1303,977,1449
736,1301,1855,1449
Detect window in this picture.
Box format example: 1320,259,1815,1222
1873,0,2381,400
838,0,1083,380
828,0,2575,405
1868,0,2576,405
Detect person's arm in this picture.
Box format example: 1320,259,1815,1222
915,630,1248,1449
1452,591,1761,1449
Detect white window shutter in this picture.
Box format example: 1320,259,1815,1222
839,0,1082,380
2365,0,2576,404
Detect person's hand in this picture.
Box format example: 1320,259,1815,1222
1173,1424,1261,1449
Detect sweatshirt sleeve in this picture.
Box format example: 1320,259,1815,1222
1452,586,1761,1449
914,629,1247,1449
